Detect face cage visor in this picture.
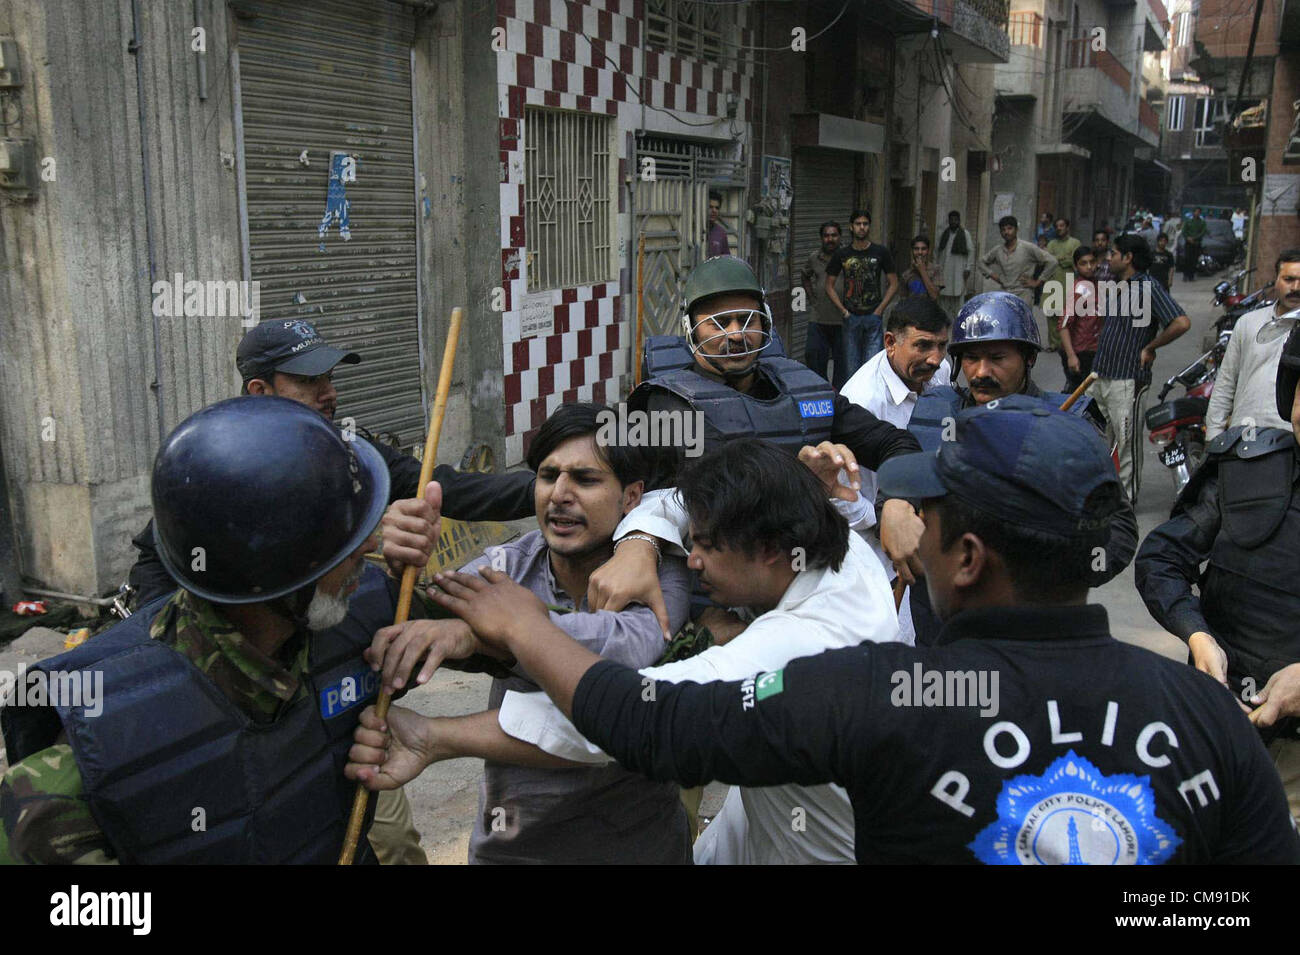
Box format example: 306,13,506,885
686,306,773,374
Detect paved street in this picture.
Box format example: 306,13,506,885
0,272,1232,864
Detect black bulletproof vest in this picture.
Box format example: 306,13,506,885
1191,430,1300,716
629,357,836,456
1,565,393,864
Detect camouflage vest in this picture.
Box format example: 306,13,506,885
2,566,392,864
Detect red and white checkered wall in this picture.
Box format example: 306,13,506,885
496,0,754,465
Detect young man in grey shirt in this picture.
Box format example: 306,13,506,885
372,402,693,863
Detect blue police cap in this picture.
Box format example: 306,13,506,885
878,394,1121,536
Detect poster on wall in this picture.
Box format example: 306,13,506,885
761,155,793,290
993,193,1014,223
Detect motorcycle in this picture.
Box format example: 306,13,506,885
1211,267,1254,310
1144,332,1228,496
1202,276,1272,351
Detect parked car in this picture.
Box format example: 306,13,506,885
1175,218,1243,268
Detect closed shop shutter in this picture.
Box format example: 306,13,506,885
235,0,424,444
790,149,856,363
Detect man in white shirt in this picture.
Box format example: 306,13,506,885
348,439,901,864
1206,251,1300,440
840,297,952,642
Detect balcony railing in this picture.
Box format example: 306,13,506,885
1140,99,1160,133
1008,10,1043,46
1066,38,1133,92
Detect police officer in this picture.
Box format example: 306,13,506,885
1135,320,1300,821
0,398,394,864
908,291,1099,449
403,397,1300,863
904,291,1137,646
586,255,926,632
127,319,536,606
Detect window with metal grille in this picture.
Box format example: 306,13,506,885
524,108,615,292
1167,94,1184,131
646,0,735,61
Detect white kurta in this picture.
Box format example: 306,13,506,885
497,533,901,864
839,350,951,644
935,228,974,299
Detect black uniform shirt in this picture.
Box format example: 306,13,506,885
573,604,1300,864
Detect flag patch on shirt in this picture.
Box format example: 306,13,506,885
755,669,784,701
798,399,835,419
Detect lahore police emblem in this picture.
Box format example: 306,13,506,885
968,752,1181,865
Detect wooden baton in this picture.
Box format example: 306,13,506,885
338,307,463,865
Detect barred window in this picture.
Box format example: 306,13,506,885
646,0,736,62
524,108,615,292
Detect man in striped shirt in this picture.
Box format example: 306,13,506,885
1087,234,1191,497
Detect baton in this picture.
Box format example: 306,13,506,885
338,307,463,865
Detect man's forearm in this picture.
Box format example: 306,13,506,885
824,276,847,315
503,618,606,717
1150,315,1190,351
433,710,589,769
878,274,899,313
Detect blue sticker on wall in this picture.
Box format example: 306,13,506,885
968,751,1182,865
318,151,355,251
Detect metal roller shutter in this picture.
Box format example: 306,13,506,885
234,0,424,444
790,149,856,363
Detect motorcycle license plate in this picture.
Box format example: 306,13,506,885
1160,445,1187,467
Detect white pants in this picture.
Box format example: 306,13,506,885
1088,376,1137,491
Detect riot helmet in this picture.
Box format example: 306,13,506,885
151,396,390,604
948,292,1042,357
680,256,773,378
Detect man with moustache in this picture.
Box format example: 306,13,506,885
353,402,694,863
0,398,397,863
841,297,952,638
800,220,848,387
1205,251,1300,440
904,292,1138,646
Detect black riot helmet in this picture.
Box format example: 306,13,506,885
1276,321,1300,422
151,396,389,604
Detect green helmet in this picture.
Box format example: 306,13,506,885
680,256,772,378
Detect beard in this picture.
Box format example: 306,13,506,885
305,561,364,631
